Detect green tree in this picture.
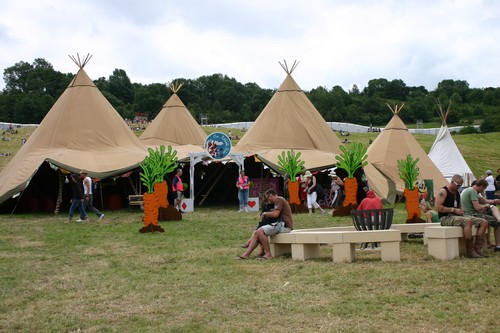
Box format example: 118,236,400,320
435,79,469,102
108,69,134,105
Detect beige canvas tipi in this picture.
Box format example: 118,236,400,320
234,61,342,170
364,104,447,203
139,82,207,161
0,54,148,204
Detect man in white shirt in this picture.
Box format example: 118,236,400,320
80,170,105,221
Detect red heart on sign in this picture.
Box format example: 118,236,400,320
182,202,187,210
248,201,256,208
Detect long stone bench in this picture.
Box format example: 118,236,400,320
390,223,437,244
269,229,401,263
425,225,479,260
287,223,433,242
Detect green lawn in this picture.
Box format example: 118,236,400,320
1,207,499,332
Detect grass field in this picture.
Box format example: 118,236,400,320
1,207,500,332
1,125,499,331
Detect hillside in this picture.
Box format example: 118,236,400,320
1,125,498,180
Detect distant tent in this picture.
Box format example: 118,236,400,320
364,104,447,203
139,82,207,161
428,101,475,186
0,54,148,205
234,60,342,171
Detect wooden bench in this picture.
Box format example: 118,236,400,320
425,225,479,260
128,195,144,211
269,229,401,263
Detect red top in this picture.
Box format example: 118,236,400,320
357,190,382,211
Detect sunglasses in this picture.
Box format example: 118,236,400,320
452,180,463,187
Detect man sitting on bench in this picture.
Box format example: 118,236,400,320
238,189,293,260
460,179,500,252
435,175,489,258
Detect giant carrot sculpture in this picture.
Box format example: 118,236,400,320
332,142,368,216
139,145,178,233
397,154,425,223
277,149,305,207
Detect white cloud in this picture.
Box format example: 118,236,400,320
0,0,499,92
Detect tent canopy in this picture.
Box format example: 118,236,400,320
234,61,342,171
364,104,447,203
139,82,207,161
0,54,148,204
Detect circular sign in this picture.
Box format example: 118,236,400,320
204,132,232,160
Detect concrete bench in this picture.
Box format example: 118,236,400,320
294,223,433,243
425,226,479,260
390,223,436,244
269,229,401,263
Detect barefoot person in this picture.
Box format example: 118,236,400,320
238,189,293,260
435,175,489,258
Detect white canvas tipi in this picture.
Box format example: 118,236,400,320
428,101,475,186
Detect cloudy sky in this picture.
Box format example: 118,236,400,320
1,0,499,92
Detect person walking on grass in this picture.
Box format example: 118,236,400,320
236,170,250,212
238,189,293,260
68,173,88,223
304,170,325,214
80,170,105,221
435,174,489,258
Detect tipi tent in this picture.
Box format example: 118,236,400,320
0,54,148,205
428,101,475,186
234,61,342,171
364,104,447,203
139,82,207,161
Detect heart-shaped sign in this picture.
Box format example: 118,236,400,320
248,201,256,208
182,202,187,210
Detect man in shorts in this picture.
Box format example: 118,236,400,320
461,179,500,252
238,189,293,260
435,175,489,258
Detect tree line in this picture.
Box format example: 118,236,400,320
1,58,499,132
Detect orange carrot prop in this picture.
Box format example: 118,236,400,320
335,142,368,208
343,177,358,207
277,149,305,205
139,145,178,232
143,192,159,227
154,180,168,208
404,188,421,221
287,180,301,205
398,154,424,223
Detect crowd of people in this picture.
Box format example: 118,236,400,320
66,170,105,223
235,167,500,260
